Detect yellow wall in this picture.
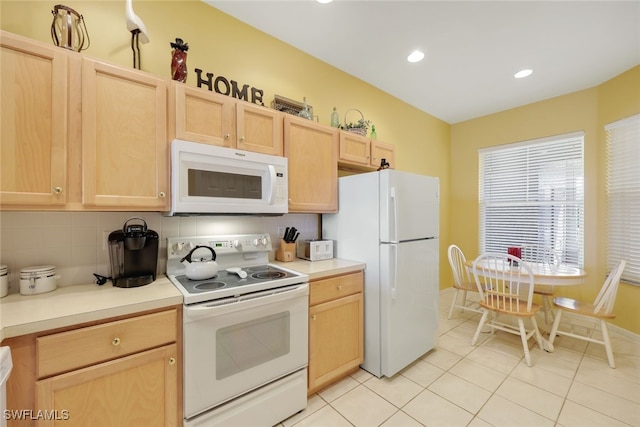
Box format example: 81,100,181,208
2,1,638,333
0,1,452,287
451,66,640,333
596,66,640,334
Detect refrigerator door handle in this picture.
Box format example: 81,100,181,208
390,187,398,243
391,243,398,300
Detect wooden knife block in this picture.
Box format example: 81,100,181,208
276,240,296,262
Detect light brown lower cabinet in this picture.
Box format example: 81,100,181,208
36,344,177,427
308,271,364,395
1,307,181,427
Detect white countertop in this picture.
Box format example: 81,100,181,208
0,258,365,341
272,258,365,281
0,277,182,341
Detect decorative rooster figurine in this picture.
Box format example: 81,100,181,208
170,38,189,83
125,0,149,69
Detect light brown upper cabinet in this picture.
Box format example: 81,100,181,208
81,58,169,210
170,82,283,156
284,116,338,213
371,140,396,170
236,102,283,156
168,82,235,148
1,31,170,211
338,131,396,171
0,31,72,208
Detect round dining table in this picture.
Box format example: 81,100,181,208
464,258,587,353
464,259,587,286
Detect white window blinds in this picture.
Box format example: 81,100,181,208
478,133,585,267
606,114,640,285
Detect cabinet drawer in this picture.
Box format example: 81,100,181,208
309,271,363,306
37,309,177,378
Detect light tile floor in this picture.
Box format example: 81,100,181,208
279,288,640,427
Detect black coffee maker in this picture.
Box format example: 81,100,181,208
108,217,158,288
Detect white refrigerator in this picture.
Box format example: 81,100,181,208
322,169,439,378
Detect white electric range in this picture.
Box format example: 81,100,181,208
166,234,309,427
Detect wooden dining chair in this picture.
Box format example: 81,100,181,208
447,245,482,319
471,252,543,367
548,259,626,368
521,245,558,323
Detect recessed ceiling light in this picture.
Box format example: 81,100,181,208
316,0,333,3
407,50,425,63
514,69,533,78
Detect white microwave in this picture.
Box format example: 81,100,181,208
168,139,288,215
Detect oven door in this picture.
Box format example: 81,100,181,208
183,283,308,419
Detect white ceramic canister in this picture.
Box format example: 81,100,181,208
19,265,59,296
0,265,7,298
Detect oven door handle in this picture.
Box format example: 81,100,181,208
184,283,308,320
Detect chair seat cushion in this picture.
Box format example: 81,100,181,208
553,297,616,319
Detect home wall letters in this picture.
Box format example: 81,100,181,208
194,68,264,106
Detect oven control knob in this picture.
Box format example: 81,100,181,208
185,242,195,251
232,240,241,249
253,236,267,247
173,242,184,252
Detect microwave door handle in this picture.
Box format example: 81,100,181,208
267,165,276,205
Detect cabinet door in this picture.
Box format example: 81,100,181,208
308,293,363,394
339,131,370,166
371,140,396,169
0,31,69,207
284,116,338,213
236,103,283,156
169,82,235,147
81,58,168,209
36,344,178,427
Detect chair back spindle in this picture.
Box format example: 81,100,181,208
473,253,535,313
594,259,625,315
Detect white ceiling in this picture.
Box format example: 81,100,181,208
205,1,640,124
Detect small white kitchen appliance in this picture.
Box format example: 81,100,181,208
296,239,333,261
19,265,59,295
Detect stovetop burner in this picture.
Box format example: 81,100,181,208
193,281,226,291
251,271,288,280
169,263,306,304
166,234,309,305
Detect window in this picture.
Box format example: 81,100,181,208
606,114,640,285
479,132,584,267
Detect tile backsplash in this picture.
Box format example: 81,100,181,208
0,211,319,295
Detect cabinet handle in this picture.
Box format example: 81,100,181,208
112,337,121,346
53,186,63,194
169,357,176,366
224,134,230,140
337,285,343,291
312,315,317,321
240,136,245,142
159,192,166,198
